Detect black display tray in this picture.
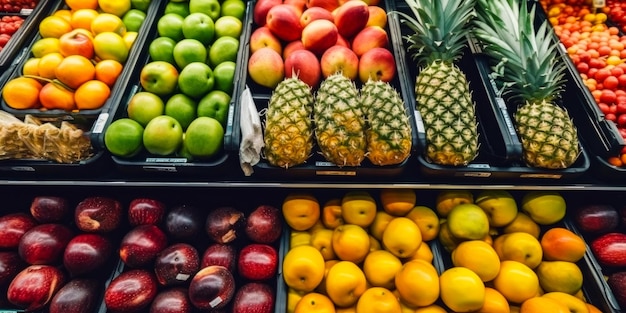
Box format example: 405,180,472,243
94,0,250,176
233,0,420,178
394,1,591,180
0,0,54,74
0,0,161,177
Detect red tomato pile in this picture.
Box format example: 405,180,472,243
0,15,23,52
0,0,37,13
541,0,626,166
607,0,626,33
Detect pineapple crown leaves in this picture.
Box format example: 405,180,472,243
397,0,476,65
472,0,567,105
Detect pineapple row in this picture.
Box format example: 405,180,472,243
400,0,580,169
263,74,413,169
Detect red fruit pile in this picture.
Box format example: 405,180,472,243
0,15,24,52
0,0,37,13
541,0,626,166
607,0,626,33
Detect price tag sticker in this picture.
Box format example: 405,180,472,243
593,0,605,8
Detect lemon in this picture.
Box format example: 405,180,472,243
440,267,485,312
447,203,490,240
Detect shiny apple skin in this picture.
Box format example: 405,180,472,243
245,205,282,244
18,223,73,265
128,198,166,226
63,233,113,276
205,207,245,244
48,278,100,313
154,243,200,286
188,265,235,310
0,251,26,287
7,264,65,311
150,287,193,313
74,196,123,233
30,196,69,223
104,269,158,313
201,243,237,273
165,205,203,240
237,244,278,281
0,213,37,248
233,282,275,313
119,225,168,268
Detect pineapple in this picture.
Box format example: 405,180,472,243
400,0,479,166
263,77,314,168
473,0,579,169
315,73,366,167
361,79,412,166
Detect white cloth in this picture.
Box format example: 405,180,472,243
239,86,263,176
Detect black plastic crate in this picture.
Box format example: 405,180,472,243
93,0,249,176
0,0,161,177
233,0,419,179
394,1,591,180
0,0,53,74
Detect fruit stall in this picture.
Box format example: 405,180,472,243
2,0,626,312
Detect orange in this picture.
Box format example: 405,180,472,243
65,0,98,10
325,261,367,307
362,250,402,290
294,293,335,313
451,240,501,282
321,198,344,229
341,191,377,227
282,193,320,231
70,9,100,30
95,59,123,87
39,16,72,38
39,83,76,111
355,287,401,313
1,77,42,109
75,80,110,110
22,58,40,76
55,55,96,90
379,189,416,216
53,9,72,23
540,227,586,263
439,267,485,312
520,297,569,313
477,287,510,313
395,260,439,307
586,303,603,313
37,52,64,80
414,305,447,313
493,260,540,304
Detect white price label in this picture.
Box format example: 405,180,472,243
593,0,605,8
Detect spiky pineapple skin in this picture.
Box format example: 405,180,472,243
416,60,479,166
361,79,412,166
263,77,314,168
515,101,579,169
314,73,366,167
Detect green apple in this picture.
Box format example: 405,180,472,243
157,13,185,41
140,61,179,97
183,116,224,159
143,115,184,155
212,61,236,95
178,61,214,99
122,9,146,32
173,38,207,69
126,91,165,126
220,0,245,21
93,32,129,63
131,0,151,11
182,12,215,46
214,16,242,39
189,0,221,21
165,93,197,130
104,118,144,157
165,1,190,17
197,90,230,127
149,36,177,65
208,36,239,67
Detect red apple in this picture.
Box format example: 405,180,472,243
119,225,168,268
285,49,322,88
18,223,73,265
237,244,278,281
336,34,350,48
165,205,203,241
188,265,235,310
333,0,369,39
201,243,237,273
154,243,200,286
351,26,389,57
59,29,94,59
306,0,339,12
63,233,113,276
300,6,334,27
591,232,626,267
128,198,166,226
253,0,282,26
30,196,69,223
366,5,387,28
358,47,396,83
284,0,307,15
49,278,100,313
248,47,286,89
74,196,123,233
320,45,359,79
250,26,283,55
608,271,626,308
283,40,306,59
574,204,619,234
233,282,275,313
205,207,245,244
150,287,193,313
266,4,303,42
0,251,26,287
245,205,283,244
302,19,338,56
7,265,65,311
0,213,37,248
105,269,158,313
